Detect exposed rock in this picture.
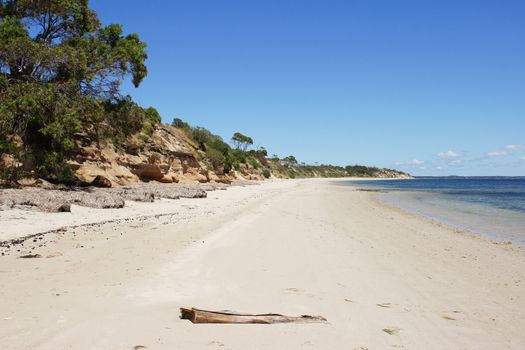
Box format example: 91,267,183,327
132,163,163,181
0,182,223,213
63,124,258,186
90,175,112,188
68,190,125,209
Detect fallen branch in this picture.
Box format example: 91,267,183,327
180,307,327,324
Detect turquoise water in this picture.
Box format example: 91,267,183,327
341,177,525,247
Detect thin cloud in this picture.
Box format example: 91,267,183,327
505,144,524,151
486,151,508,157
437,150,460,158
450,159,462,165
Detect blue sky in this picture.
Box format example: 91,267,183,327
91,0,525,176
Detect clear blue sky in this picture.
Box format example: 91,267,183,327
91,0,525,176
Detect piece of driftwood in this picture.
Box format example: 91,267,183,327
180,307,327,324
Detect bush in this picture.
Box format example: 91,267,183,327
262,169,271,178
172,118,190,129
105,97,145,139
191,127,213,150
247,157,260,169
142,123,154,136
143,107,162,125
205,147,226,171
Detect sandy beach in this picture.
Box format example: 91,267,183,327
1,179,524,349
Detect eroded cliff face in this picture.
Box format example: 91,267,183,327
371,168,413,179
3,122,410,189
69,124,265,187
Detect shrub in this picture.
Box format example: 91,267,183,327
206,147,226,171
172,118,190,129
192,127,212,150
143,107,162,125
247,157,260,169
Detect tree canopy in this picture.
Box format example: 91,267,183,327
0,0,149,182
231,132,253,151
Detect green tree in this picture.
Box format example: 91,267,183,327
231,132,253,152
282,155,298,166
143,107,161,125
0,0,148,182
172,117,189,129
191,127,212,150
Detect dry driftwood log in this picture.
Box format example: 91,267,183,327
180,307,327,324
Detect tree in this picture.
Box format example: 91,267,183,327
0,0,148,182
191,127,212,150
282,155,298,166
231,132,253,152
143,107,161,125
172,117,189,129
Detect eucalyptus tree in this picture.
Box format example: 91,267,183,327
231,132,253,152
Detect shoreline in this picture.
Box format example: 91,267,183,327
337,178,525,249
370,192,523,252
1,179,524,349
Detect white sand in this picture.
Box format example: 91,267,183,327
1,179,524,349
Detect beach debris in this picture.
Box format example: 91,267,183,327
442,315,456,321
180,307,327,324
382,326,401,335
376,303,393,308
133,346,147,350
207,341,225,347
19,254,42,259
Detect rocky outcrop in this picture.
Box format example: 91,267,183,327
371,168,412,179
90,175,112,188
0,182,227,213
69,125,237,186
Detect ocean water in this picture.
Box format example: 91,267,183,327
341,177,525,247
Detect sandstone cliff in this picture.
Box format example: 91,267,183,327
68,124,266,187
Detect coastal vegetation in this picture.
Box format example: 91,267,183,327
0,0,149,183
